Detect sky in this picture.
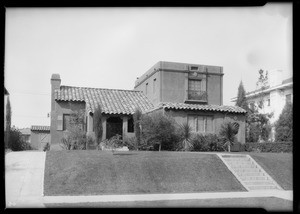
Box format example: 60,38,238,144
5,4,292,129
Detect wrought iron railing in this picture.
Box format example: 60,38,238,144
187,90,208,101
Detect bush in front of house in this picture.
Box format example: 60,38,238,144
244,141,292,153
43,142,50,151
190,134,225,152
9,126,33,151
141,112,180,151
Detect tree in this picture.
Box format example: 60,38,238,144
235,81,249,111
5,97,11,148
141,112,178,151
9,126,32,151
255,69,269,111
275,103,293,142
133,107,142,150
219,121,239,152
93,105,103,147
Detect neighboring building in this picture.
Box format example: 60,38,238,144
50,61,246,150
231,69,293,141
20,128,31,144
31,125,51,150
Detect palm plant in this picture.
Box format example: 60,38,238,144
178,122,193,151
219,121,239,152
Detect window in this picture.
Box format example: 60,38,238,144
188,79,207,100
188,115,214,133
146,83,148,94
188,79,201,92
128,117,134,133
63,114,71,131
153,78,156,93
267,99,270,106
286,94,292,104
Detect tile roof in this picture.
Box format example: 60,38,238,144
55,86,154,115
31,125,50,132
147,102,247,114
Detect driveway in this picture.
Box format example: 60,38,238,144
5,151,46,208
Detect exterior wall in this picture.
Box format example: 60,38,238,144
134,61,223,105
247,86,293,125
31,131,50,150
165,110,246,144
50,101,86,150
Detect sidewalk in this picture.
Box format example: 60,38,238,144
5,151,293,208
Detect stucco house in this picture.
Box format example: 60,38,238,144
231,69,293,141
30,125,50,150
20,128,31,144
50,61,246,150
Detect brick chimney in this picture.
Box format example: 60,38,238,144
51,74,61,112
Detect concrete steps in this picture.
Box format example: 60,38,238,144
217,154,283,191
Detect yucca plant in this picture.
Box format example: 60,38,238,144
178,122,193,151
219,121,239,152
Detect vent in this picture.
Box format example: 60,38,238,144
190,66,199,71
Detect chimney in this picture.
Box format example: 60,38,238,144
51,74,61,111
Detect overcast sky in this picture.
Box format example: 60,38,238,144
5,4,292,129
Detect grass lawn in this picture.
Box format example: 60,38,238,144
44,197,292,211
44,151,246,196
248,153,293,190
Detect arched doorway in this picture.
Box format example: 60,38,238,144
106,117,123,139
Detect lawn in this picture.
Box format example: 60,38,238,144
44,151,246,196
249,153,293,190
44,197,292,211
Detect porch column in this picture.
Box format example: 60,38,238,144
122,116,128,140
87,113,94,136
101,116,107,141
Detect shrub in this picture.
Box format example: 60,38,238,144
123,136,138,151
177,122,193,151
60,135,73,150
86,135,96,150
9,126,33,151
244,142,292,153
219,120,239,152
43,143,50,151
190,133,225,152
246,123,260,142
275,103,293,142
141,112,179,151
100,134,123,151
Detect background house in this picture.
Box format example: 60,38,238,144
30,125,50,150
231,70,293,141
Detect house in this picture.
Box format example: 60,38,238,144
30,125,51,150
50,74,154,150
135,61,246,144
50,61,246,150
231,69,293,141
20,128,31,144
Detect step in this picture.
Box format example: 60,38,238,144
243,181,275,186
232,168,261,173
230,164,257,168
223,158,250,162
247,185,279,190
237,172,264,177
240,176,269,181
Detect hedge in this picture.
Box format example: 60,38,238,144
244,142,292,153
